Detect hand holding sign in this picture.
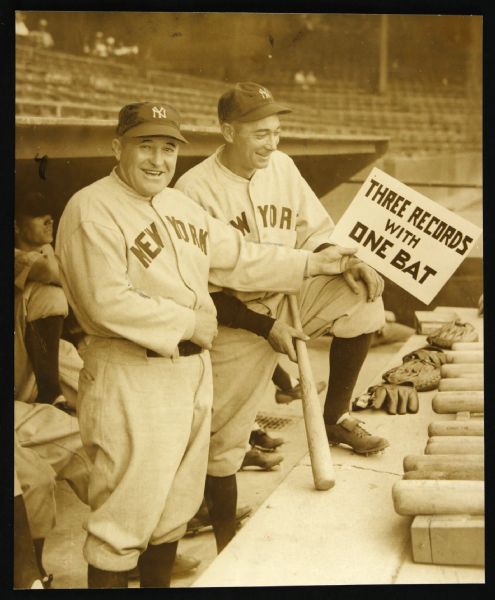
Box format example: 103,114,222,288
306,244,358,277
343,260,385,302
330,168,482,305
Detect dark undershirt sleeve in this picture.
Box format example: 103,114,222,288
211,291,275,339
211,245,331,338
314,242,333,252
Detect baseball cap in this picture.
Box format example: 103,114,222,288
15,191,54,218
116,102,188,143
218,82,292,123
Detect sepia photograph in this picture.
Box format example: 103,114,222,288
11,8,484,590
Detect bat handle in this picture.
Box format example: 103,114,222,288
288,294,304,330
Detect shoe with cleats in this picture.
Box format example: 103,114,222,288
325,417,389,455
241,448,283,470
186,503,252,536
249,428,284,450
127,553,200,580
275,380,326,404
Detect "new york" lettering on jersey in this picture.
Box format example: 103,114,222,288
130,218,208,268
229,205,293,236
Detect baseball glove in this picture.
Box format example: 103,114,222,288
382,357,441,391
426,320,478,349
353,382,419,414
402,346,447,367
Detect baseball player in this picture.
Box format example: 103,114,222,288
175,82,389,551
14,191,92,586
55,101,359,588
15,192,71,409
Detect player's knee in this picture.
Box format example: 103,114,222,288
26,284,68,321
21,468,57,515
333,296,386,338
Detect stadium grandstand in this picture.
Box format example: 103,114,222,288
16,13,481,155
15,12,482,319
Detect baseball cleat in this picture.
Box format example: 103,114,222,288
127,553,201,580
171,553,201,576
325,417,389,455
275,380,326,404
185,504,252,536
241,448,283,470
249,428,284,450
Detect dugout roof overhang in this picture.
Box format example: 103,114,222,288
15,117,389,200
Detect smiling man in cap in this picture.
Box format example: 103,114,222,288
175,82,388,552
55,100,357,587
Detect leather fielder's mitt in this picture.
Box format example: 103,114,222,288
426,320,478,349
402,346,447,367
353,382,419,414
382,353,442,391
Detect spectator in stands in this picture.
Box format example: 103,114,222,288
106,37,116,57
82,34,91,56
305,70,317,88
294,69,308,90
29,18,55,50
113,40,140,58
15,11,29,37
92,31,108,57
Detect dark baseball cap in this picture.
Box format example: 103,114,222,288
218,82,292,123
15,191,54,218
116,102,188,143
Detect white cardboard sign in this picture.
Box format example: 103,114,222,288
329,167,482,304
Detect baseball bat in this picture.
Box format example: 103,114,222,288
392,480,484,515
428,420,484,436
439,377,484,391
403,454,484,472
452,342,483,351
444,350,483,364
425,436,484,455
432,391,484,414
288,295,335,490
403,469,484,480
441,363,484,378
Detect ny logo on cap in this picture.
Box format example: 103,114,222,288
152,106,167,119
258,88,271,100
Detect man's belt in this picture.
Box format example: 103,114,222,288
146,340,202,358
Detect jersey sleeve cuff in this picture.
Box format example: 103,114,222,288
182,308,196,341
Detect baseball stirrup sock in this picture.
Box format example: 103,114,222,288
324,333,373,425
25,316,64,404
204,474,237,552
272,363,296,391
138,540,178,588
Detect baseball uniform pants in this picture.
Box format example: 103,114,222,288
14,401,91,539
77,337,212,572
207,275,385,476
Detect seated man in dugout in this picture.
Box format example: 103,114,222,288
15,191,81,410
